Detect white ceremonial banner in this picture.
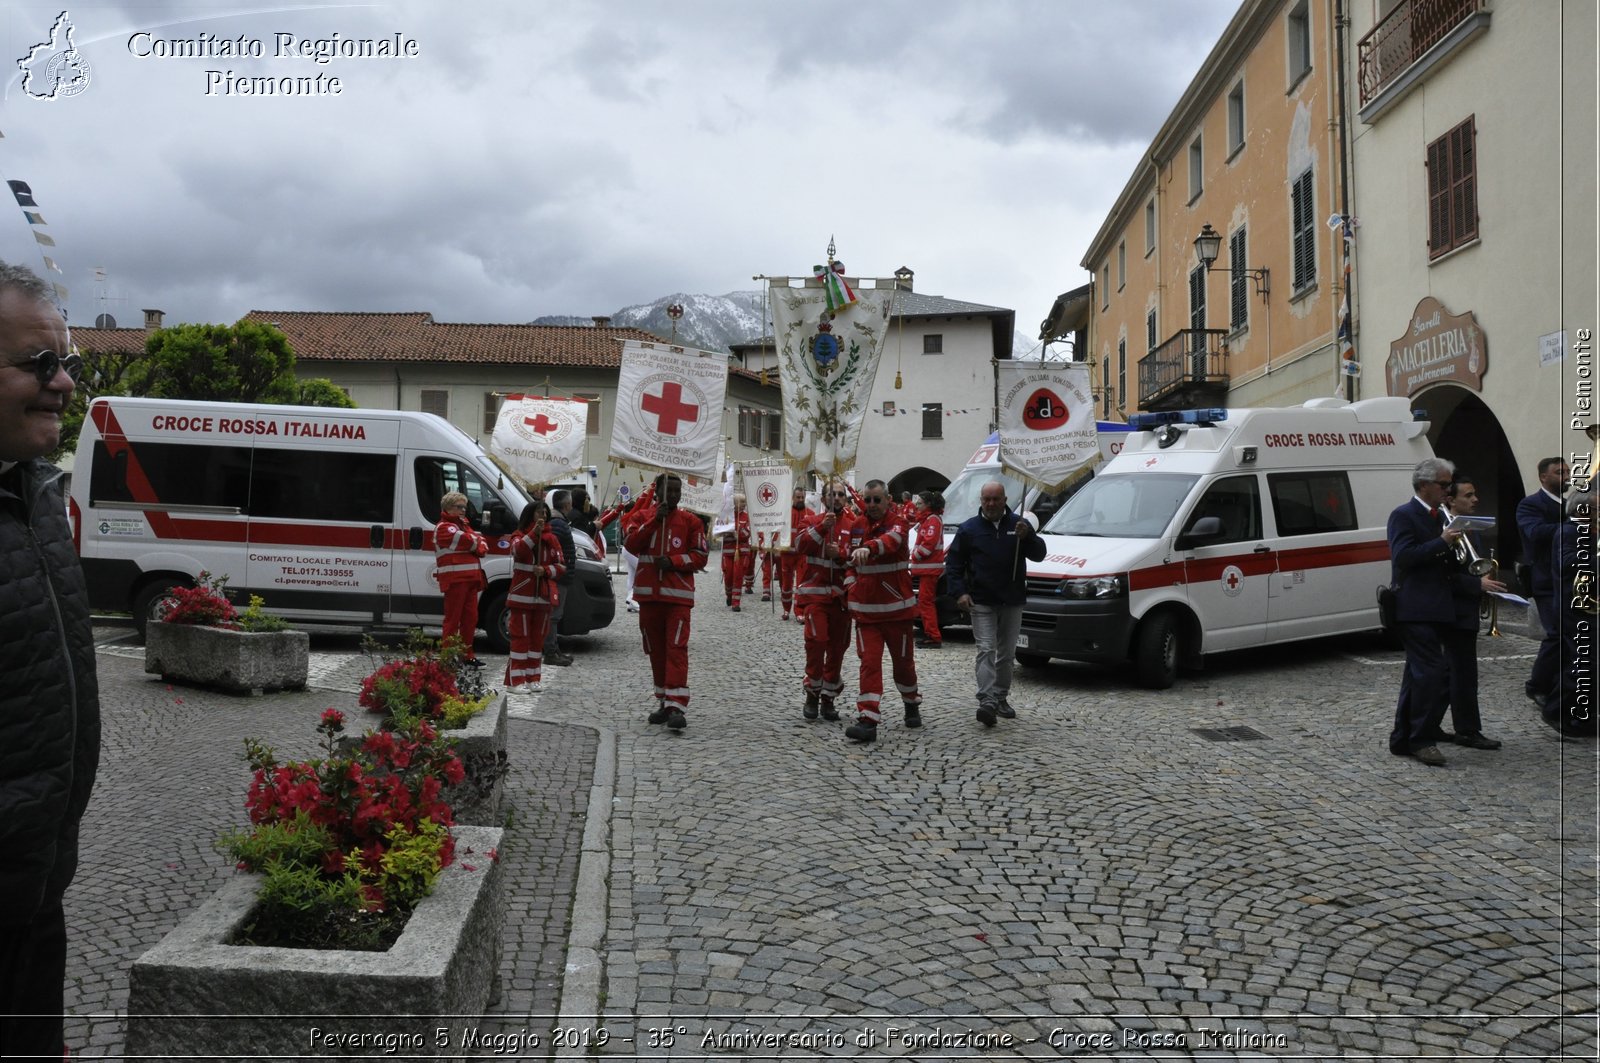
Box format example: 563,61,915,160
767,278,895,476
740,462,794,549
488,395,588,486
996,361,1099,491
609,340,728,481
679,451,726,519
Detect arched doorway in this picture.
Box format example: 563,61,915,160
1412,384,1526,568
888,466,949,501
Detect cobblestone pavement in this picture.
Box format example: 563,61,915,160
66,579,1600,1060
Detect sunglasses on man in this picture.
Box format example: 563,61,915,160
8,349,84,386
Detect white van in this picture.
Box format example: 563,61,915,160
934,422,1130,626
71,396,613,651
1016,397,1432,687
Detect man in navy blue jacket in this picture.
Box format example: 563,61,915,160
1517,456,1568,706
1547,490,1597,736
944,481,1046,728
1388,458,1466,766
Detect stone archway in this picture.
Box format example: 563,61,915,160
1412,384,1527,567
887,466,949,501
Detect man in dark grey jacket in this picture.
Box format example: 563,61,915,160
0,262,100,1057
944,480,1046,728
543,489,578,666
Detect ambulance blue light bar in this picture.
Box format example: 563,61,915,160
1128,408,1228,430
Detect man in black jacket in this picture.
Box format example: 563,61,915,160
0,262,100,1057
544,490,578,666
944,481,1046,728
1517,456,1568,707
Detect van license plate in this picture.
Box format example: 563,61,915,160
1015,633,1029,648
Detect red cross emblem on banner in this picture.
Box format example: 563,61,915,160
524,413,560,436
758,482,778,506
640,381,700,435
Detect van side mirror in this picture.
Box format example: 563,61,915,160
1176,515,1223,550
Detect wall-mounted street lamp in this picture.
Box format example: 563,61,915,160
1194,223,1269,301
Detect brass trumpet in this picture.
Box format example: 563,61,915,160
1478,548,1502,636
1455,532,1495,576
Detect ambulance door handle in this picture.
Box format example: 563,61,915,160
370,525,384,549
408,527,424,551
1253,544,1270,553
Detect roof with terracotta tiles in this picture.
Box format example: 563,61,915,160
74,310,675,367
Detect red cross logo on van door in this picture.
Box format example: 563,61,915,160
1220,564,1245,598
641,381,700,435
524,413,560,435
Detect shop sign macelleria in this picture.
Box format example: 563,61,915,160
1386,296,1487,397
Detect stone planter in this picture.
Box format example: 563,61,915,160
145,624,310,695
340,694,508,826
127,824,504,1062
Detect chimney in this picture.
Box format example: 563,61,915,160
591,316,612,327
143,308,165,330
893,266,914,291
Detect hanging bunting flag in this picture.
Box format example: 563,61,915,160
24,211,45,225
8,180,36,207
32,230,55,247
488,394,589,487
995,360,1099,492
768,261,895,477
41,256,59,272
740,461,794,549
609,339,728,482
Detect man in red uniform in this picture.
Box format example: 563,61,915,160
772,486,810,621
433,491,488,662
844,479,922,743
719,492,751,610
623,473,709,730
910,490,946,649
793,484,857,721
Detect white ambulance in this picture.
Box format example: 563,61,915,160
70,396,614,652
1016,397,1432,687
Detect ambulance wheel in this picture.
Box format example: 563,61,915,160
1133,613,1180,689
1016,651,1050,668
131,577,186,642
480,589,511,655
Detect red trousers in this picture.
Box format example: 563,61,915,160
855,619,920,722
639,602,692,711
505,606,552,687
760,551,774,591
915,575,941,642
803,597,851,703
441,581,480,657
721,552,745,607
777,554,802,615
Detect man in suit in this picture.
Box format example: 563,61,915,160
1438,476,1507,749
1388,458,1467,766
1517,457,1568,707
1548,490,1598,736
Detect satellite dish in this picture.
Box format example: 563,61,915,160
95,313,116,329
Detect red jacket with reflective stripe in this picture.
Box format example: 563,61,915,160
794,508,860,603
509,527,564,608
909,514,945,577
433,513,488,588
845,514,915,623
623,505,708,606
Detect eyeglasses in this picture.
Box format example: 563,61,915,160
1433,480,1454,488
863,496,888,504
7,349,83,385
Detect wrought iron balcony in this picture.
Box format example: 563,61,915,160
1138,328,1229,410
1359,0,1485,107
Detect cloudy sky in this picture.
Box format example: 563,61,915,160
0,1,1238,336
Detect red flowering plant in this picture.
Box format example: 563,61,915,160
357,630,492,729
217,707,466,951
158,570,238,627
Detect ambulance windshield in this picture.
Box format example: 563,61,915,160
1042,473,1198,539
942,468,1026,528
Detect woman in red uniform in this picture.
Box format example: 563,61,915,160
505,500,565,694
433,490,488,662
910,490,946,649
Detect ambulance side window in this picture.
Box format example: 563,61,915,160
1267,472,1357,536
1181,475,1262,543
89,441,251,512
414,457,505,528
249,448,396,523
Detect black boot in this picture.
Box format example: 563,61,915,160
845,717,878,743
819,698,840,722
904,702,922,729
803,690,820,720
